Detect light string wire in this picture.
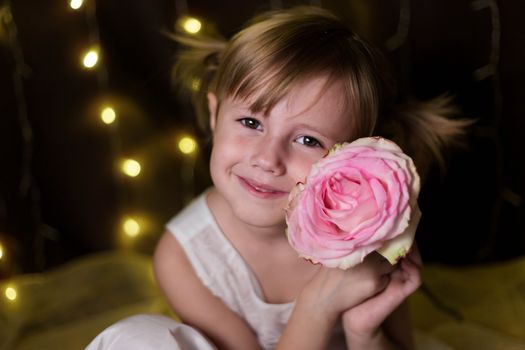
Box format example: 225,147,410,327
384,0,410,51
2,1,49,271
470,0,519,259
83,0,127,235
173,0,202,205
85,0,109,87
381,0,464,321
4,3,33,205
383,0,411,94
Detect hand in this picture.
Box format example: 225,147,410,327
342,246,422,341
299,252,396,324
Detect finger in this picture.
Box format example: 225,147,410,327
406,244,423,268
400,258,422,289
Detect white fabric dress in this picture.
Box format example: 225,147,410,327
86,191,451,350
87,191,304,350
165,190,296,349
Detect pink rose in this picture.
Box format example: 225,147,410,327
285,137,421,269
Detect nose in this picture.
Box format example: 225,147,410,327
250,137,286,176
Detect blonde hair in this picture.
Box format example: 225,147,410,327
172,6,471,179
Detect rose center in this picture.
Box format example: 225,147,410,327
321,171,379,233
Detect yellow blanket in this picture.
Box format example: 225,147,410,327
1,252,524,349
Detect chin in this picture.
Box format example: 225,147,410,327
233,204,287,231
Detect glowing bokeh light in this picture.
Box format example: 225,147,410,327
182,17,202,34
69,0,84,10
191,78,201,91
0,244,3,260
100,106,116,124
0,7,12,43
5,286,17,301
82,49,99,69
123,218,140,237
121,159,141,177
178,136,198,155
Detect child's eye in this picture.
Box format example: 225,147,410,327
239,118,262,130
296,135,323,148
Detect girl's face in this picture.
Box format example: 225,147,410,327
208,76,354,230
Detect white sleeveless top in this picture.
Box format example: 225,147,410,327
166,191,294,350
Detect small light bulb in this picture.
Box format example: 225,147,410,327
5,286,17,301
69,0,84,10
0,244,3,260
178,136,198,155
123,218,140,237
100,106,116,124
121,159,141,177
83,49,99,69
191,78,201,91
182,17,202,34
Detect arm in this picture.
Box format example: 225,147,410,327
276,252,396,350
342,302,413,350
342,248,422,350
155,232,396,350
153,232,263,350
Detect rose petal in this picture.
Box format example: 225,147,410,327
285,137,421,270
377,205,421,264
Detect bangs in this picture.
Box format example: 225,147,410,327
216,12,355,113
212,6,381,137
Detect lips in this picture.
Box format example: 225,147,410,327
237,176,288,199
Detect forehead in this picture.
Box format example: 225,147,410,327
228,75,349,116
279,77,353,138
280,76,348,117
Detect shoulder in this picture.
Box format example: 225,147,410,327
154,189,214,288
153,232,223,326
153,188,227,314
153,231,262,350
165,190,212,243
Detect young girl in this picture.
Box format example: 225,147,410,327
87,6,467,350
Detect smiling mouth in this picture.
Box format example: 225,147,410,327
237,176,288,198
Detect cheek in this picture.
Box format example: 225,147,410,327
214,126,253,149
208,147,222,183
289,156,321,184
209,131,250,170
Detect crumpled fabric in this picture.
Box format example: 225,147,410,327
85,314,217,350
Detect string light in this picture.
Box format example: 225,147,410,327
191,78,201,91
69,0,84,10
178,136,198,155
0,243,3,260
82,48,99,69
121,158,141,177
384,0,411,51
122,217,140,237
181,17,202,34
100,106,116,125
3,2,50,272
4,286,17,301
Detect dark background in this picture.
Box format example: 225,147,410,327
1,0,524,277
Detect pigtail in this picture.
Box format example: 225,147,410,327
168,33,227,134
377,95,474,180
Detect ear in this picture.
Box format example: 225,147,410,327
207,92,218,132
